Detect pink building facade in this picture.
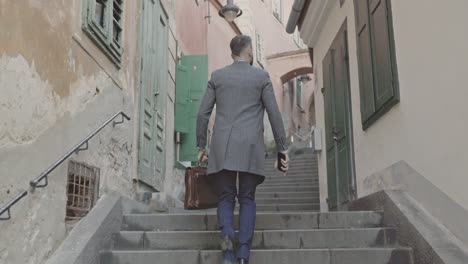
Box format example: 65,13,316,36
174,0,315,149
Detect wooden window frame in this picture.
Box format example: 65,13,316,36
296,77,303,109
354,0,399,130
82,0,124,67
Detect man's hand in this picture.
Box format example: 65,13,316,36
198,149,209,163
274,151,289,176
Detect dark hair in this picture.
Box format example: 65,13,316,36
230,35,252,56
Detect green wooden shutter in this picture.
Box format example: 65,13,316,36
369,0,398,109
175,65,189,133
175,55,209,162
354,0,376,123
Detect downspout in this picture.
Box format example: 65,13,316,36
286,0,306,34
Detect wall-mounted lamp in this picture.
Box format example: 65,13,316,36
219,0,243,22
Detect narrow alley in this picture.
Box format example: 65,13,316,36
1,0,468,264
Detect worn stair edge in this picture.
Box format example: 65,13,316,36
100,248,414,264
261,183,320,188
256,191,320,198
122,211,384,231
112,228,397,250
255,198,319,204
256,186,319,193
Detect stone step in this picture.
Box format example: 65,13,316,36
264,172,319,177
167,204,319,213
262,181,319,187
122,211,383,231
261,182,320,188
264,176,319,182
256,197,319,204
263,177,319,183
256,203,320,211
101,248,413,264
256,191,319,199
257,185,319,193
112,228,397,250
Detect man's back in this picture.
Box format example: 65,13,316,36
197,60,287,177
211,61,267,133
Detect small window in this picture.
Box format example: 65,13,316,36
82,0,124,66
66,161,100,220
296,77,303,109
255,31,265,67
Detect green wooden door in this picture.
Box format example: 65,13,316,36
175,55,209,162
322,22,355,210
138,0,168,189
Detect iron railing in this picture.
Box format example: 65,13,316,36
0,111,130,221
0,191,28,220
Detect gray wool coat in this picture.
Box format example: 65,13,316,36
196,60,288,180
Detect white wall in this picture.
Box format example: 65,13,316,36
308,0,468,212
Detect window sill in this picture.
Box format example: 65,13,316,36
362,96,400,130
82,26,122,69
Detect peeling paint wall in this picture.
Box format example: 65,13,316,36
0,0,140,263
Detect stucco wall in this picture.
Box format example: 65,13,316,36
306,0,468,216
0,0,139,263
266,51,315,143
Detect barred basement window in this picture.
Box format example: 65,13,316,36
82,0,124,66
66,161,100,220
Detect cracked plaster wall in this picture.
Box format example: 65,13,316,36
0,0,140,263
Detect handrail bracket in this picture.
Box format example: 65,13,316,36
0,209,11,221
75,141,89,154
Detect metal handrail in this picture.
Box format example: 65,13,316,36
0,111,130,221
0,191,28,220
30,111,131,189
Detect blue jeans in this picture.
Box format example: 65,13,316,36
214,170,260,261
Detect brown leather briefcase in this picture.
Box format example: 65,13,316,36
184,166,218,210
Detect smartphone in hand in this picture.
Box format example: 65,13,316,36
277,152,287,173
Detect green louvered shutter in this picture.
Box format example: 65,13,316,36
369,0,398,110
175,55,209,162
354,0,376,124
175,64,189,133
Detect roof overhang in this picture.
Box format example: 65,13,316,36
288,0,335,47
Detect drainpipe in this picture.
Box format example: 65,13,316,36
286,0,306,34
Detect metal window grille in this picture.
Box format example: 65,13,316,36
66,160,100,220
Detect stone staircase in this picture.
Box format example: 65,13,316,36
100,152,414,263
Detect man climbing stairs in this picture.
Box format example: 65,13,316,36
100,152,414,263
